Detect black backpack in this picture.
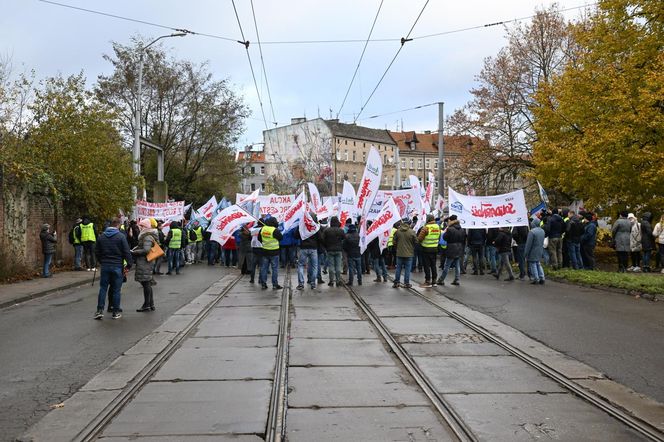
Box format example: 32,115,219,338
189,228,197,242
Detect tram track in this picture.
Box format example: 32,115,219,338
379,277,664,442
72,273,244,442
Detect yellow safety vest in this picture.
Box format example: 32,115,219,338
80,223,96,242
261,226,279,251
194,226,203,242
387,227,397,247
170,228,182,249
422,223,441,249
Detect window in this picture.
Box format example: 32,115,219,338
261,183,265,191
434,160,438,170
251,166,256,174
345,139,348,145
352,150,356,161
241,167,245,174
352,172,357,183
410,159,414,169
344,150,349,161
251,183,256,191
363,142,366,148
401,159,406,169
362,152,366,162
383,154,387,164
426,159,430,170
337,172,341,182
417,159,423,169
260,166,265,175
353,141,356,146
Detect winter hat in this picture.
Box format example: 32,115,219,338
138,218,152,229
449,215,458,221
150,218,158,228
401,217,411,224
627,213,636,220
426,214,435,223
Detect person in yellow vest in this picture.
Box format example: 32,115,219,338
193,223,204,263
387,225,398,269
165,221,183,275
69,217,83,270
79,215,97,271
417,214,442,288
259,217,283,290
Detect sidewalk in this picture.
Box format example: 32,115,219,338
0,270,94,309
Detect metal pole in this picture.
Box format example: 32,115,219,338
437,102,445,198
132,52,144,208
394,143,400,190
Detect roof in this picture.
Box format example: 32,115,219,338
389,131,485,155
324,119,396,145
236,151,265,162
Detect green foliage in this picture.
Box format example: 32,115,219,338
533,0,664,213
548,267,664,296
25,73,136,220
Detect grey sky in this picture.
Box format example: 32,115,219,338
2,0,590,148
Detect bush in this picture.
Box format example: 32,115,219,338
548,267,664,296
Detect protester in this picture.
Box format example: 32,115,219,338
544,208,565,270
436,215,466,286
611,211,631,272
580,212,597,270
485,228,499,274
249,223,263,284
279,225,298,269
343,223,362,286
222,235,238,267
237,225,253,274
69,218,83,270
152,220,166,275
94,218,132,319
493,227,515,281
417,214,441,288
165,221,183,275
640,212,654,273
316,218,328,284
40,223,57,278
393,218,418,288
322,216,345,287
511,224,529,279
652,214,664,274
132,219,159,312
80,215,97,271
566,211,585,270
259,217,284,290
524,218,546,284
467,227,486,275
295,213,321,290
628,213,642,272
367,222,388,283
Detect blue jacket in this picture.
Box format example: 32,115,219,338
524,219,545,262
95,227,133,268
580,221,597,247
279,225,300,247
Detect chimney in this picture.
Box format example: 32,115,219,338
291,117,307,125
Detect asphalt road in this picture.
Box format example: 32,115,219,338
0,265,230,442
422,270,664,404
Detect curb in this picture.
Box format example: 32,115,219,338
0,278,93,310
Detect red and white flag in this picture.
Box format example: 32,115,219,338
237,188,260,204
435,194,446,215
197,195,218,221
209,205,256,245
356,146,383,224
339,181,356,227
283,192,306,231
299,210,320,240
307,183,321,212
360,197,399,254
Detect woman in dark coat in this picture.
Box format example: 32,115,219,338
237,225,253,274
132,219,159,312
611,211,632,272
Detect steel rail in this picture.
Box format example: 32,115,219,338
405,284,664,442
344,283,477,442
266,267,292,442
74,273,244,442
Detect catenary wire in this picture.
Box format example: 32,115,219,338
336,0,384,119
250,0,277,126
353,0,430,123
231,0,269,130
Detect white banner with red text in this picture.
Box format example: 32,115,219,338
236,193,296,221
135,200,185,221
360,197,400,254
209,205,256,246
447,187,528,228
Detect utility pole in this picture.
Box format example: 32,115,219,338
437,102,445,198
394,144,401,190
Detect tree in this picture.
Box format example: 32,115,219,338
26,73,136,220
95,38,249,204
447,5,573,196
532,0,664,213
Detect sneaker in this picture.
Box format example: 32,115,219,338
91,267,97,272
273,285,283,290
261,284,268,290
392,282,399,288
493,274,500,280
112,312,122,319
451,280,460,286
504,277,515,281
358,280,362,286
347,281,353,286
318,278,324,284
373,278,382,282
310,285,316,290
633,266,641,272
539,280,545,284
404,283,412,289
249,278,255,283
383,276,388,282
296,284,304,290
328,281,334,286
531,279,539,284
94,310,103,320
420,282,432,288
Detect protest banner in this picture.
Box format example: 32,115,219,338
299,210,320,240
356,146,382,222
307,182,321,212
360,197,399,254
209,205,256,246
366,188,421,221
282,192,306,231
447,187,528,228
197,195,218,220
339,181,356,227
135,200,185,221
236,193,296,221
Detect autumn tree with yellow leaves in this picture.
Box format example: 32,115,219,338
533,0,664,213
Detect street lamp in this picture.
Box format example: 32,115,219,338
132,33,187,207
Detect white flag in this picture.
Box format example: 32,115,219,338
299,210,320,240
307,182,321,212
209,205,256,245
282,192,306,231
356,146,383,223
316,197,334,219
339,181,356,227
360,197,399,254
238,188,260,204
197,195,218,221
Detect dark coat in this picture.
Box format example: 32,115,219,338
640,213,655,251
367,237,382,260
493,230,512,254
322,227,346,252
566,216,584,243
467,228,486,246
394,224,417,258
442,221,466,259
343,226,361,258
580,221,597,247
545,214,565,238
295,228,321,250
511,225,529,245
40,227,57,255
132,230,158,282
95,227,133,269
485,228,499,247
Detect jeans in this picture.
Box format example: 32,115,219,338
642,250,651,269
208,242,220,265
250,250,262,282
317,251,327,279
528,261,545,282
74,245,83,269
261,254,280,287
348,256,362,284
470,245,485,273
327,251,343,284
485,245,497,272
280,246,297,268
439,257,460,283
373,256,387,279
297,248,318,286
421,250,438,283
568,242,583,270
97,265,123,312
548,237,563,269
515,243,526,277
43,253,53,277
496,252,514,279
195,241,204,262
167,248,181,274
394,256,413,284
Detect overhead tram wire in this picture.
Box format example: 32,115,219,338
356,102,438,121
336,0,385,119
250,0,277,127
231,0,269,131
353,0,430,123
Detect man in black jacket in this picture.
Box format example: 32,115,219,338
437,216,466,286
493,227,515,281
94,218,132,319
322,216,346,287
295,213,321,290
40,223,57,278
511,225,529,279
343,224,362,286
545,209,565,269
467,228,486,275
566,211,585,270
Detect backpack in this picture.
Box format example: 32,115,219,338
68,226,77,245
189,229,197,242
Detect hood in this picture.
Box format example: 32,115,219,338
531,218,541,229
447,220,459,228
398,224,411,232
104,227,120,237
347,224,357,233
139,229,158,239
330,216,341,228
642,212,652,222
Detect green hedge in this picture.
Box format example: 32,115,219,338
547,268,664,296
